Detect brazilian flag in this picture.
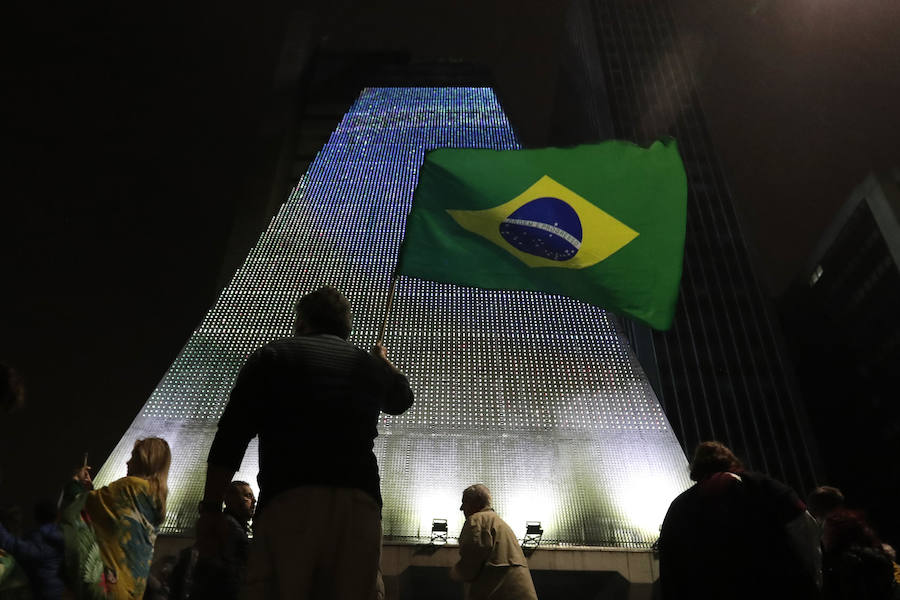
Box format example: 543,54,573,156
395,139,687,330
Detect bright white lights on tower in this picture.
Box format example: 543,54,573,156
94,87,690,546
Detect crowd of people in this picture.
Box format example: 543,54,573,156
2,288,899,599
658,441,900,600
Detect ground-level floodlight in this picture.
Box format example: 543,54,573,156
431,518,449,545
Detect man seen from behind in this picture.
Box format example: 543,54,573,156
197,286,414,600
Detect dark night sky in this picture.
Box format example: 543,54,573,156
670,0,900,292
2,1,899,526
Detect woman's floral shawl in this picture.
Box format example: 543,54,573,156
60,476,162,599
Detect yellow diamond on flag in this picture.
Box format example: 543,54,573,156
447,175,639,269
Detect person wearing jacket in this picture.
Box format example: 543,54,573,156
658,441,820,600
60,437,170,600
450,484,538,600
0,500,65,600
171,481,255,600
198,286,414,599
822,508,899,600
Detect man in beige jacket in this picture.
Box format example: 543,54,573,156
450,484,539,599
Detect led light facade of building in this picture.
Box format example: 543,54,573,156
95,87,691,547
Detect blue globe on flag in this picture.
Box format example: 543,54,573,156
499,196,583,261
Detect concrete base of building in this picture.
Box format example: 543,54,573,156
382,542,657,600
154,536,658,599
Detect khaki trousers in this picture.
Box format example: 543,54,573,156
243,486,382,600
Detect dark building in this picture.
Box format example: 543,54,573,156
545,0,822,496
779,170,900,541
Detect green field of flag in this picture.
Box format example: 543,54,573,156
396,139,687,330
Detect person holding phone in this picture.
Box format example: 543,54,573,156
60,437,171,600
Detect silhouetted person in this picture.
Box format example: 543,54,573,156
658,441,819,600
144,554,176,600
822,509,899,600
0,500,65,600
806,485,846,588
174,481,255,600
809,486,846,525
450,484,538,600
220,480,254,588
197,286,414,599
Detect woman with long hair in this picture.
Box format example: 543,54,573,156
61,437,171,600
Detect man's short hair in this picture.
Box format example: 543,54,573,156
463,484,492,511
689,441,744,481
224,480,252,509
807,486,844,520
295,286,352,339
224,480,251,498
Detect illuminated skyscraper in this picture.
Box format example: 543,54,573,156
97,0,824,549
96,87,691,547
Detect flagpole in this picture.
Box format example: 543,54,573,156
376,274,399,346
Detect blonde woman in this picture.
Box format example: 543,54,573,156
61,437,170,600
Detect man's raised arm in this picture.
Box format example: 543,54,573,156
372,342,414,415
